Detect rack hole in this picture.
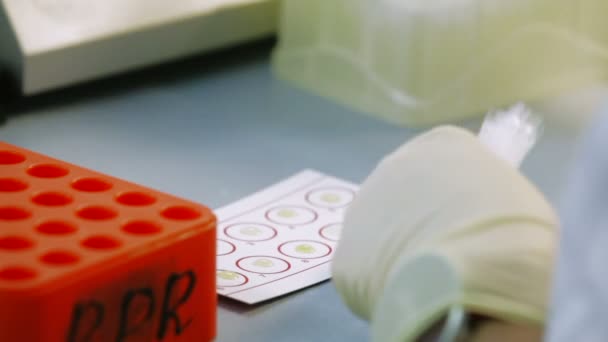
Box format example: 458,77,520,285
116,192,157,206
0,151,26,165
161,206,201,220
40,251,80,265
0,178,28,192
122,221,162,235
77,206,118,220
36,221,78,235
0,267,37,281
27,164,69,178
0,207,31,220
32,192,73,206
0,236,34,250
71,177,113,192
82,235,121,250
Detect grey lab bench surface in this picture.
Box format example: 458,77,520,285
0,43,585,341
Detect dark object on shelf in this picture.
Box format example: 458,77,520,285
0,68,22,124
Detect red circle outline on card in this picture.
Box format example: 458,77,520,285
216,269,249,287
224,222,278,242
278,240,332,259
319,223,342,242
236,256,292,274
217,239,237,256
305,187,356,209
264,206,318,226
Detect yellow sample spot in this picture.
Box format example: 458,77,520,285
296,244,316,254
278,209,297,218
240,226,262,236
217,271,239,280
321,193,341,203
253,259,274,268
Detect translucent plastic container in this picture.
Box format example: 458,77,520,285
272,0,608,126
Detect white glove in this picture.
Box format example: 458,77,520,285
332,125,558,341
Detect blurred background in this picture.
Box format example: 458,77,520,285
2,1,608,341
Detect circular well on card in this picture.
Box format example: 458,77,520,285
278,240,332,259
217,269,248,287
224,223,278,242
319,223,343,242
306,187,355,208
265,206,318,226
237,256,291,274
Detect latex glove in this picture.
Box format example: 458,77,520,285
331,126,558,341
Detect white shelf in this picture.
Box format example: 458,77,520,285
0,0,278,94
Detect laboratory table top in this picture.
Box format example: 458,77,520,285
0,41,595,341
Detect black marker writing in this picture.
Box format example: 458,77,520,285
116,288,155,342
66,301,105,342
64,269,198,341
157,271,197,339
